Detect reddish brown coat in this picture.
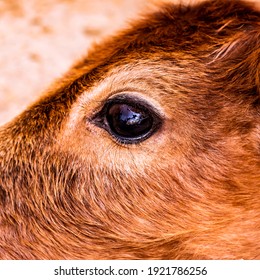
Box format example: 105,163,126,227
0,0,259,259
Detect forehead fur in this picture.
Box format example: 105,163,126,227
44,0,260,108
78,0,259,65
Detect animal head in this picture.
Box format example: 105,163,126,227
0,0,259,259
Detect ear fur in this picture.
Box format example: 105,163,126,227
209,29,260,105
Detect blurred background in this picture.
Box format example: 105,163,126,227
0,0,227,125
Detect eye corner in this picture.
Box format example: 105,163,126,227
89,105,107,129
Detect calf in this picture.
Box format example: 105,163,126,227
0,0,259,259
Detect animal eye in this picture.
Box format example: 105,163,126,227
107,103,153,138
91,96,162,144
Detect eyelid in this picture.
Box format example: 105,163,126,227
89,92,164,124
106,93,164,119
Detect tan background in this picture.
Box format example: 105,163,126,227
0,0,153,125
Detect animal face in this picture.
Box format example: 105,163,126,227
0,0,259,259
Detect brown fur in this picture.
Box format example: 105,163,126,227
0,0,260,259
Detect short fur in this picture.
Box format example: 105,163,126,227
0,0,259,259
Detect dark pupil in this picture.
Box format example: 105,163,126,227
107,104,153,138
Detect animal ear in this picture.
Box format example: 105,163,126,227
210,29,260,104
